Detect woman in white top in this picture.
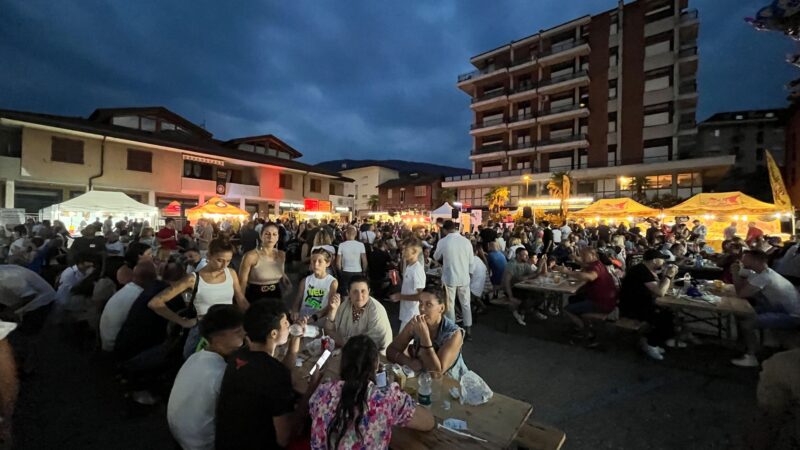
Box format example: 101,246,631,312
292,249,338,322
149,238,248,359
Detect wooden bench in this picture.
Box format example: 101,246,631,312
580,310,647,333
514,419,566,450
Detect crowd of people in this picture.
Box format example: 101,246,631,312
1,212,799,448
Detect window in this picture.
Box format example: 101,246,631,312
610,14,618,35
596,178,617,198
676,172,702,198
0,125,21,157
645,33,672,57
279,173,293,189
310,178,322,193
228,169,243,184
608,112,617,133
609,47,618,67
643,103,672,127
140,117,156,132
644,138,671,162
51,137,84,164
608,145,617,166
714,129,720,137
400,189,406,203
329,183,337,195
126,149,152,172
414,185,427,197
160,121,176,131
183,161,214,180
112,116,139,128
644,68,672,92
387,189,393,199
608,79,618,99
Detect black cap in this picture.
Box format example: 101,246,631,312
643,249,670,261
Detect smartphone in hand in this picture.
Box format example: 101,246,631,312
309,349,331,376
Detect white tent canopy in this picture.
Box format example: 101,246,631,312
430,202,455,220
40,190,159,232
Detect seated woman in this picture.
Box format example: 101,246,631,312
310,335,434,449
386,292,468,380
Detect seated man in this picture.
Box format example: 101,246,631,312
387,292,468,380
731,250,800,367
618,249,680,361
168,305,244,450
558,247,620,343
323,275,393,353
502,247,548,326
215,300,321,450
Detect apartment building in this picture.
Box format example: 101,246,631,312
0,107,351,216
377,173,444,212
444,0,734,209
697,109,786,173
338,165,400,215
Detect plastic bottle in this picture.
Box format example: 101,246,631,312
418,372,432,406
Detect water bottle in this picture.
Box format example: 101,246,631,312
418,372,432,406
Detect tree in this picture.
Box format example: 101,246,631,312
628,176,650,202
439,188,457,205
485,186,510,221
546,171,572,223
367,194,380,211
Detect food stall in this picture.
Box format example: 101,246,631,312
185,196,249,224
39,190,159,235
296,198,334,222
569,198,657,227
662,192,791,246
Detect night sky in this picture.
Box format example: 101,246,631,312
1,0,796,168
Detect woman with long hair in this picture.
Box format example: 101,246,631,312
238,223,288,303
309,335,434,449
148,238,248,359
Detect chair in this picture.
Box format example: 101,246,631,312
514,419,566,450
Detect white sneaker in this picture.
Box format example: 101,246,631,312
641,343,664,361
665,339,687,349
731,354,759,368
533,310,549,321
655,346,666,354
512,310,527,326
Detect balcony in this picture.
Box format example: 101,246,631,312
678,118,697,135
537,38,589,64
678,81,698,104
678,46,697,59
507,82,539,101
537,103,588,124
471,89,506,104
509,55,537,72
181,177,216,194
445,168,530,183
470,117,507,135
537,70,589,94
457,64,508,85
508,112,537,129
678,45,698,76
470,143,508,157
227,182,260,198
535,133,588,152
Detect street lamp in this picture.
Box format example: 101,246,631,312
523,174,531,197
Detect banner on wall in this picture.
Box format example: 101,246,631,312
215,169,229,195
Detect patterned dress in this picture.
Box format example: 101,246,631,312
309,381,416,450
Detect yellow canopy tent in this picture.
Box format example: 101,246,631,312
186,196,249,223
662,192,789,246
571,198,660,222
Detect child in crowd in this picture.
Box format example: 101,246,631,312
390,241,426,331
292,248,338,323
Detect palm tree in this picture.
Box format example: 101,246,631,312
628,176,650,202
485,186,510,219
547,172,572,222
367,194,380,211
439,188,456,205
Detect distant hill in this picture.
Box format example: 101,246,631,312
316,159,471,177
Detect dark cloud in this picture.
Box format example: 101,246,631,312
0,0,795,169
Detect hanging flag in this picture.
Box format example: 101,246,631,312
766,150,792,210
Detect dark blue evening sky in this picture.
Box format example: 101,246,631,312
0,0,796,168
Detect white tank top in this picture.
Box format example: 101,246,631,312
194,268,234,317
300,273,336,317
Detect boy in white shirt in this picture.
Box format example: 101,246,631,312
390,241,426,332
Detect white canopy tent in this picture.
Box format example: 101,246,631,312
430,202,456,221
40,191,159,234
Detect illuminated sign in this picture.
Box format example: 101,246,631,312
279,202,304,209
183,154,225,166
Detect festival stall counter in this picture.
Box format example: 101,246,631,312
185,196,249,223
661,192,791,246
39,191,159,235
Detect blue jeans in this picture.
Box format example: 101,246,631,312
754,304,800,329
183,325,201,360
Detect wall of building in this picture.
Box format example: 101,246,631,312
379,182,437,210
340,166,399,212
697,121,785,173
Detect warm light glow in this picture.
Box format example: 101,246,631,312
518,196,593,206
368,211,389,216
626,216,634,222
523,175,531,181
732,215,739,221
742,215,748,221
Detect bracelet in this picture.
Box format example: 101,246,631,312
419,344,434,349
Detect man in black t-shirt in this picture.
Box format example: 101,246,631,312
619,249,679,361
596,221,611,244
479,222,497,252
216,300,322,450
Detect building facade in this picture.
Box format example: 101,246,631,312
377,173,443,212
444,0,734,209
0,107,351,217
696,109,786,174
339,165,400,215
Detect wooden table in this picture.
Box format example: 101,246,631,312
656,284,755,339
515,275,587,312
677,262,723,280
292,351,533,449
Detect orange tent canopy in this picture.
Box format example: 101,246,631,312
662,192,782,217
186,196,249,221
571,198,659,218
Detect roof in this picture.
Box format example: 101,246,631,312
41,190,158,215
377,173,444,189
700,109,786,125
571,198,660,218
224,134,303,158
88,106,213,139
663,192,783,216
0,108,351,182
316,159,470,177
